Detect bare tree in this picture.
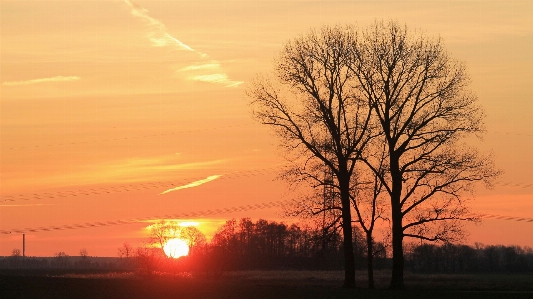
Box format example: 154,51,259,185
180,226,207,253
54,251,70,268
350,20,499,289
351,143,389,289
284,187,343,255
148,220,207,256
118,242,134,258
249,25,376,287
149,220,179,250
11,248,21,257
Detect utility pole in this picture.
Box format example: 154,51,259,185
23,234,25,258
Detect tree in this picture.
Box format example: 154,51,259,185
148,220,207,257
350,20,499,289
54,251,69,268
149,220,179,250
118,242,135,269
180,226,207,253
249,25,376,288
283,190,343,258
351,146,389,289
118,242,134,258
11,248,21,257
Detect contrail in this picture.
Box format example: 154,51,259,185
123,0,243,87
123,0,200,54
2,76,80,86
160,175,221,195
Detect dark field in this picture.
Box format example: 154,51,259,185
1,270,533,299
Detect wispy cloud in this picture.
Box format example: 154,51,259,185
123,0,200,54
179,63,221,72
160,175,221,195
2,76,80,86
9,155,227,189
78,157,226,185
188,74,243,87
180,63,243,87
123,0,242,88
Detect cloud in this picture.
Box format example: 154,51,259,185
2,76,80,86
160,175,221,195
150,33,199,53
180,62,244,87
14,155,227,189
179,63,221,72
189,74,243,88
123,0,202,54
123,0,242,87
80,157,226,185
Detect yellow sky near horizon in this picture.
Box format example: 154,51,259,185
1,0,532,256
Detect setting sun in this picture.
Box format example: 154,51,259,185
163,238,189,259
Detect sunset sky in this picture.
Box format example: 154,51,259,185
1,0,532,257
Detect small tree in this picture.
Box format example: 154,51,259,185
180,226,207,252
54,251,69,268
118,242,134,258
351,146,389,289
11,248,21,257
149,220,179,250
135,246,163,276
148,220,207,257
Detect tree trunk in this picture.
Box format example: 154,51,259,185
339,173,356,288
389,153,405,289
390,213,404,289
366,233,374,289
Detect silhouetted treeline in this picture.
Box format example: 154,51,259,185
406,243,533,273
200,219,532,274
199,218,388,271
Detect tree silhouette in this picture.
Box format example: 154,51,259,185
350,20,499,289
351,144,389,289
148,220,207,256
180,226,207,254
11,248,21,257
248,25,376,288
118,242,134,258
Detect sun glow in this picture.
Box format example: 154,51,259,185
163,238,189,258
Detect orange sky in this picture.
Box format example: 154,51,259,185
1,0,532,257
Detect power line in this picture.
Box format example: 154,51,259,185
0,166,285,203
493,181,533,189
2,168,531,204
1,205,530,236
491,131,533,137
0,199,296,235
477,213,533,223
1,198,531,236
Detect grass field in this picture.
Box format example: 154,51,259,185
1,270,532,299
